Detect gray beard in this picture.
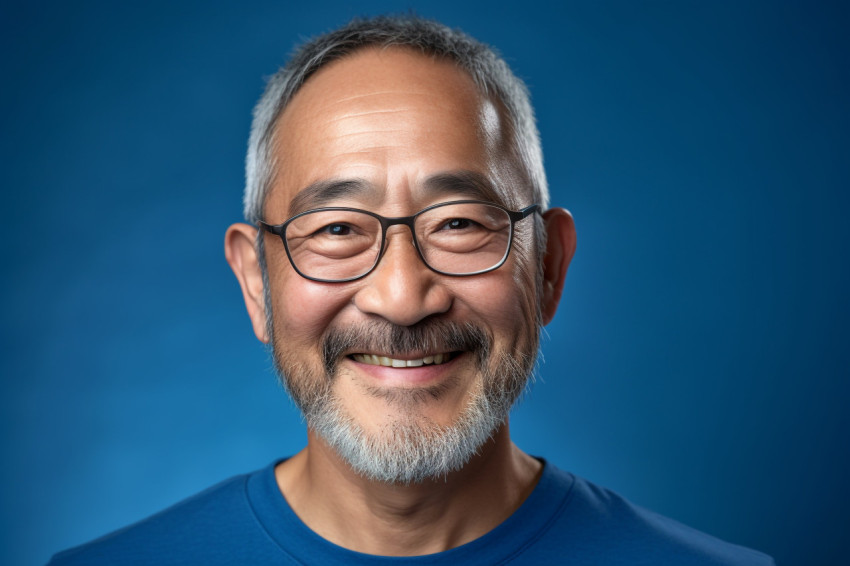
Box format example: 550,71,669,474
270,320,535,484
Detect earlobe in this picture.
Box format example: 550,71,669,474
540,208,576,326
224,223,270,343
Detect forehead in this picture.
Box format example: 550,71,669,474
267,47,522,219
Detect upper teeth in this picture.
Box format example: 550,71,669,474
352,353,449,367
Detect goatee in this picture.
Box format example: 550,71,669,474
271,319,535,484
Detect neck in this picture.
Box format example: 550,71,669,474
274,422,542,556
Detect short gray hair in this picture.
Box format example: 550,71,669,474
243,14,548,224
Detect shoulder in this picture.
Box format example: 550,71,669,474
526,463,774,566
47,467,270,566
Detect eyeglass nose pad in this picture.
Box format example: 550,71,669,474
372,219,429,274
379,218,419,251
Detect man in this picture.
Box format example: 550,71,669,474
50,16,773,565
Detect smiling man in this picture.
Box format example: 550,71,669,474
50,15,773,565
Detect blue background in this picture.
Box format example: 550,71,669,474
2,1,848,565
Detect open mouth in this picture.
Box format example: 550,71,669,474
349,352,458,368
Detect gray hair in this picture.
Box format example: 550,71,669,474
243,14,549,224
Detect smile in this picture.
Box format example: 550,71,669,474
350,353,455,367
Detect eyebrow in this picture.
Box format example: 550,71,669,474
285,170,506,219
287,178,373,217
422,171,506,207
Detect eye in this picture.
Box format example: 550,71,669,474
442,218,474,230
316,223,352,236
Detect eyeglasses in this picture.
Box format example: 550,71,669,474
259,200,540,283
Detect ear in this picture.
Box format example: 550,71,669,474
224,223,270,343
540,208,576,326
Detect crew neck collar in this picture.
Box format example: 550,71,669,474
245,458,574,565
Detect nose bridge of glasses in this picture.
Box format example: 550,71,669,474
379,215,421,252
373,214,434,278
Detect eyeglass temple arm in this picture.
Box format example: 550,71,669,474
258,221,283,236
509,204,541,222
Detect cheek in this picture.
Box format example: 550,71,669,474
269,267,354,344
452,270,532,338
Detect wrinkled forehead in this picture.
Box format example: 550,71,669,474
266,47,529,219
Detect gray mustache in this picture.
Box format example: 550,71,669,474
321,320,491,375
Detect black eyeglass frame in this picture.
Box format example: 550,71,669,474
259,199,541,283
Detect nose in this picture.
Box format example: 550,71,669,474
353,227,452,326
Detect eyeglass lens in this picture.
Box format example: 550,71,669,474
284,202,513,281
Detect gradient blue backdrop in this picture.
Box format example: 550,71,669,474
2,1,848,565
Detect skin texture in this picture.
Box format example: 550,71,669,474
225,47,576,556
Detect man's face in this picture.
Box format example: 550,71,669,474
259,48,542,482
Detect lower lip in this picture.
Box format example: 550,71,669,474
346,353,462,386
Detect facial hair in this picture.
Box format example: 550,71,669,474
270,319,536,485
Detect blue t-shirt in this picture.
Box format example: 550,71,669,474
49,460,773,565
